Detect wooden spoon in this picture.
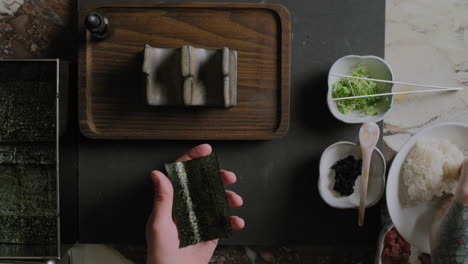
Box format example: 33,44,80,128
358,122,380,226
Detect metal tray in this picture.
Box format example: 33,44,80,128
0,59,76,260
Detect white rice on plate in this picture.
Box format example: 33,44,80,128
401,137,464,203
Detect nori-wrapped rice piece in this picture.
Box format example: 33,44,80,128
165,152,232,247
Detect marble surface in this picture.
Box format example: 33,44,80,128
62,245,298,264
383,0,468,158
65,244,374,264
0,0,73,59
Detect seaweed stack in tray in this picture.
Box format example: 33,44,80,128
0,61,57,245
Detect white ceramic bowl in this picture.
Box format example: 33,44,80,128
386,122,468,253
375,224,425,264
319,141,386,209
327,55,394,123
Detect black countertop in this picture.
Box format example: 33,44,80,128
77,0,385,245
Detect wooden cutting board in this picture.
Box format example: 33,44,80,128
78,2,290,140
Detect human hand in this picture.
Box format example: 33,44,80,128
430,158,468,261
146,144,245,264
431,158,468,244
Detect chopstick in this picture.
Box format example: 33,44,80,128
331,88,462,101
330,74,463,101
330,73,463,90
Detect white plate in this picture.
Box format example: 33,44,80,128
386,122,468,253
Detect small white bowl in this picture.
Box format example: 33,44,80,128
375,224,425,264
327,55,394,123
318,141,386,209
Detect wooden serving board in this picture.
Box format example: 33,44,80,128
78,2,290,140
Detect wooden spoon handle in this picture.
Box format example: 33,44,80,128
358,150,372,226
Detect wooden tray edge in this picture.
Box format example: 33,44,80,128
78,2,291,140
80,2,291,12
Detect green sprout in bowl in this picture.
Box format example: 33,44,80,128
332,65,391,116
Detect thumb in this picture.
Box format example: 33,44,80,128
457,158,468,206
430,195,454,250
151,170,174,222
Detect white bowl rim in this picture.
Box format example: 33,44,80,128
318,140,387,209
327,55,395,124
375,223,395,264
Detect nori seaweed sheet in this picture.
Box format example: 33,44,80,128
0,215,57,244
0,80,56,142
165,153,232,247
0,164,57,244
0,61,57,245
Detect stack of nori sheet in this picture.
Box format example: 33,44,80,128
0,61,57,245
165,153,232,247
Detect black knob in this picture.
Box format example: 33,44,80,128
84,12,109,37
85,14,101,30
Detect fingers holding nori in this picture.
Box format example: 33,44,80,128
165,152,232,247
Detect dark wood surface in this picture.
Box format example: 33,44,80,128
78,2,290,140
78,0,386,248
